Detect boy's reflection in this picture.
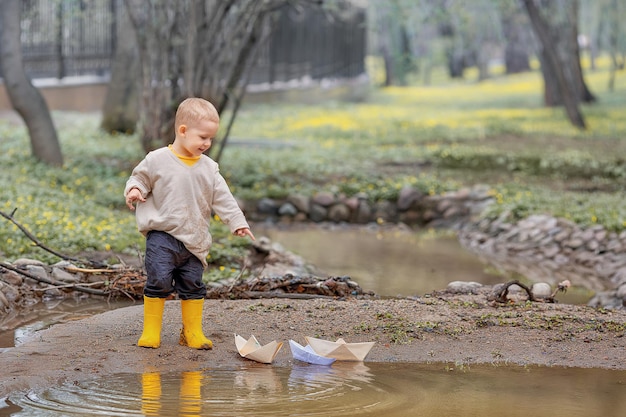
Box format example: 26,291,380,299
141,372,162,416
141,371,204,416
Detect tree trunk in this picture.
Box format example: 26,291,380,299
125,0,331,155
0,0,63,166
522,0,586,129
606,0,623,91
446,46,465,78
567,0,595,103
100,1,139,134
125,0,178,152
501,5,531,74
381,43,395,86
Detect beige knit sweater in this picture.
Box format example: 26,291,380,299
124,147,250,267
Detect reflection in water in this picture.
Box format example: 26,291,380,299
180,371,203,416
4,363,626,417
141,372,161,416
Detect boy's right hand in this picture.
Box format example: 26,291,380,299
125,188,146,210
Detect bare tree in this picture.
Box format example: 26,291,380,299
522,0,593,129
0,0,63,166
123,0,324,156
605,0,625,91
100,1,139,134
499,0,532,74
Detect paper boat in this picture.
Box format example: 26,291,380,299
289,340,336,366
304,336,375,361
235,334,283,364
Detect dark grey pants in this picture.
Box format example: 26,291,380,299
144,231,206,299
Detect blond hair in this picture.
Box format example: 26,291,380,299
175,98,219,130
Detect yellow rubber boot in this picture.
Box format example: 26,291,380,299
137,296,165,348
179,299,213,350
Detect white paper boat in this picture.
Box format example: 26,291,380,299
235,334,283,364
289,340,336,366
304,336,375,361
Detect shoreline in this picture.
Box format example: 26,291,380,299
1,293,625,399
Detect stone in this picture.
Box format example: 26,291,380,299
309,204,328,222
24,265,48,280
355,201,372,224
257,198,280,215
542,245,560,259
564,238,584,249
436,198,453,213
443,206,464,219
278,202,298,216
12,258,46,267
531,282,552,299
374,201,397,222
287,194,310,213
586,240,599,251
553,230,571,242
311,192,335,207
397,186,422,211
52,267,80,283
343,196,359,211
0,270,23,286
446,281,483,294
616,284,626,301
328,204,350,222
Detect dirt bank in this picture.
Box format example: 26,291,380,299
1,289,624,398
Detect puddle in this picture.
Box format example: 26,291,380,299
0,298,136,349
2,362,625,416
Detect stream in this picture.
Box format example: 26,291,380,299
1,225,613,417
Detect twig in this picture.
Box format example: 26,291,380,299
35,281,107,291
494,280,536,303
0,208,105,268
64,266,132,274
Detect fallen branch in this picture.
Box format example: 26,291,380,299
0,261,107,296
0,208,105,268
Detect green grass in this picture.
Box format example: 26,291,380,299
1,55,625,275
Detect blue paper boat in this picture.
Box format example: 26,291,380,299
289,340,336,366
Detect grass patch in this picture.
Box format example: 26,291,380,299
1,55,625,272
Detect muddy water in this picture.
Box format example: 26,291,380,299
0,297,136,349
255,225,503,296
254,225,594,304
3,362,625,416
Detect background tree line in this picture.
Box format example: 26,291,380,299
1,0,624,167
369,0,624,128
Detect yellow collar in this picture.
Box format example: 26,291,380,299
168,145,200,166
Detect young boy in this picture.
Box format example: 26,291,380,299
124,97,255,350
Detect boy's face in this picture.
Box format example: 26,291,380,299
174,118,219,157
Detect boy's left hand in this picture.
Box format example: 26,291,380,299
235,228,255,241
